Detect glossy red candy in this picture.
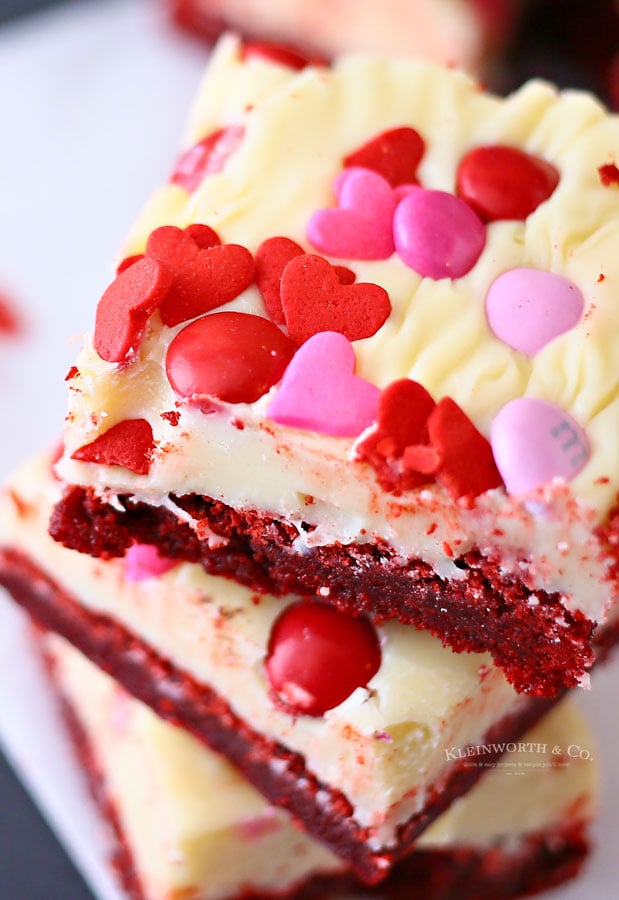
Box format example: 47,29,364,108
265,602,382,717
166,311,295,405
457,145,559,221
343,127,425,187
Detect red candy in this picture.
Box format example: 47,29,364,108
166,311,295,405
116,254,144,275
146,226,255,328
343,127,425,187
265,602,382,717
241,41,321,70
457,145,559,221
70,419,155,475
169,126,245,193
355,379,438,493
428,397,504,500
281,254,390,345
94,258,172,363
599,163,619,186
184,223,221,249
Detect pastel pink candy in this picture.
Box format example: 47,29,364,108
393,188,486,279
486,268,584,356
491,398,590,496
307,168,397,260
267,331,380,437
124,543,177,581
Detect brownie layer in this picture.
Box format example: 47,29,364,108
50,485,595,696
0,544,575,883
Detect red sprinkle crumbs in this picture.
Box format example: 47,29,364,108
160,411,181,427
598,163,619,186
64,366,79,381
71,419,155,475
280,254,390,345
343,127,425,187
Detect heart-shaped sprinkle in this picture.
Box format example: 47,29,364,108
281,254,390,345
184,223,221,250
343,126,425,187
166,311,295,405
146,226,255,328
307,168,397,260
491,398,590,496
394,188,486,279
457,146,559,222
124,543,177,582
116,253,144,275
354,379,438,492
169,126,245,193
70,419,155,475
241,41,321,69
94,258,172,363
255,237,305,324
266,601,381,717
486,268,584,356
428,398,503,500
267,331,380,437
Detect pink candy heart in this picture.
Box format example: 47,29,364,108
307,168,397,260
486,268,584,356
491,398,590,497
267,331,380,437
393,188,486,279
124,543,177,582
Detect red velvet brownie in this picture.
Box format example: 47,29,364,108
169,0,519,74
51,37,619,696
43,633,595,900
3,454,618,882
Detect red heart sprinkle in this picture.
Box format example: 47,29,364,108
343,127,425,187
428,397,504,500
599,163,619,186
166,311,295,405
265,602,381,717
184,223,221,249
255,237,305,324
116,254,144,275
355,379,438,493
71,419,155,475
169,126,245,193
457,145,559,222
146,226,255,328
241,41,322,70
281,254,390,345
94,258,172,363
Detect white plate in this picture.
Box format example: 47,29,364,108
0,2,618,898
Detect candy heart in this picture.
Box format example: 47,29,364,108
71,418,155,475
146,226,255,327
169,126,245,193
124,543,177,582
265,601,381,717
457,145,559,222
307,168,397,259
354,379,438,493
394,188,486,279
94,258,172,363
281,254,390,344
342,126,425,187
486,268,584,356
428,398,503,500
267,331,380,437
166,311,295,405
491,398,590,497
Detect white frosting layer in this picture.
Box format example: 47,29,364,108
57,38,619,622
2,455,533,849
48,633,597,900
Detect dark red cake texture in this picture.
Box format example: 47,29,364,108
2,545,612,884
49,485,597,697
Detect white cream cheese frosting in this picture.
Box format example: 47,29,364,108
47,633,597,900
57,36,619,621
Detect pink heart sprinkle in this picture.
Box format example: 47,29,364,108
307,168,397,260
393,188,486,279
124,543,177,581
486,268,584,356
491,398,590,497
267,331,380,437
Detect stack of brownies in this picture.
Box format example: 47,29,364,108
1,30,618,900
